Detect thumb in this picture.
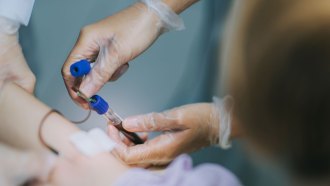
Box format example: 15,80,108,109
79,39,123,97
112,133,177,166
122,110,182,132
62,31,99,109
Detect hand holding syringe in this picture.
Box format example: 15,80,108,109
70,60,144,145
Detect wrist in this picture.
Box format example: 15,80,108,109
133,2,164,35
212,96,234,149
41,113,81,157
162,0,199,14
139,0,185,32
0,16,19,35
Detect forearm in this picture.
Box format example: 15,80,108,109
0,82,80,156
162,0,199,14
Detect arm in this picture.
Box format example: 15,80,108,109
0,0,36,93
0,82,131,185
62,0,200,109
0,0,35,27
163,0,200,13
0,82,80,156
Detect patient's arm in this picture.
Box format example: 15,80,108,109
0,82,128,185
50,152,128,186
0,82,80,156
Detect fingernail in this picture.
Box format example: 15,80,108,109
123,117,140,130
110,64,129,81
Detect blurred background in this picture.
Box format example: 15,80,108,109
20,0,286,185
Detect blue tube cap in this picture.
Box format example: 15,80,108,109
90,95,109,115
70,59,91,77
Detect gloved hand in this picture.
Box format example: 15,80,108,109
0,17,36,93
108,100,233,167
62,2,165,109
0,143,55,186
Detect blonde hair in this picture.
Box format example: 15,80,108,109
228,0,330,179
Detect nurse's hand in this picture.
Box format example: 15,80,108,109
108,102,231,167
0,30,36,93
62,2,163,109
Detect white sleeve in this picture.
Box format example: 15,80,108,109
0,0,35,26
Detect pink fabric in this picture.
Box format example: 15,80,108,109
115,154,242,186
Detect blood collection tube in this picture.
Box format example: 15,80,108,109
70,59,91,77
70,60,144,145
89,95,144,145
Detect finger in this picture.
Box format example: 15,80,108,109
108,125,148,147
122,132,148,146
139,132,148,141
120,132,135,146
107,125,130,161
109,64,129,82
79,38,124,98
113,132,179,166
107,125,126,147
62,29,99,109
122,111,183,132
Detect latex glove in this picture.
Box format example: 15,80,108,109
0,143,55,186
62,2,164,109
108,103,223,167
0,18,36,93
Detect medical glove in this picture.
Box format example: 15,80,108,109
0,16,36,93
62,1,184,109
108,97,235,167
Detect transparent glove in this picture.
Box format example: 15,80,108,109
62,1,184,109
0,17,36,93
0,143,55,186
107,98,234,167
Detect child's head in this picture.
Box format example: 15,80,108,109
225,0,330,181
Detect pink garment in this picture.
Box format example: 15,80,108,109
115,154,242,186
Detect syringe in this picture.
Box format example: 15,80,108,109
70,60,144,145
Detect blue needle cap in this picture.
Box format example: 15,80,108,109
70,59,91,77
90,95,109,115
